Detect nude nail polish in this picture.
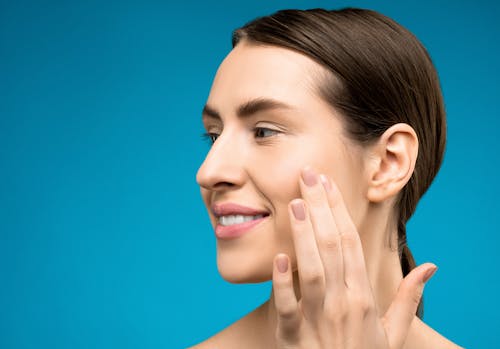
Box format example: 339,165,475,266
320,174,332,192
291,200,306,220
302,167,317,186
423,266,438,283
276,255,288,273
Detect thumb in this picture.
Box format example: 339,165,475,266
382,263,437,349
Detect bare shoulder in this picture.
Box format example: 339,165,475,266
188,309,465,349
406,317,464,349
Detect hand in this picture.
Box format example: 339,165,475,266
272,167,437,348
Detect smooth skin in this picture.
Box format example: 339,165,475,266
272,169,436,348
192,42,462,349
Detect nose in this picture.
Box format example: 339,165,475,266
196,128,247,191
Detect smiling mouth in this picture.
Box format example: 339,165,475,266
218,214,268,226
211,202,270,238
214,213,270,239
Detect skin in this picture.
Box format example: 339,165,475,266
191,42,462,349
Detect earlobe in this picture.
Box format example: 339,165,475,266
366,123,418,203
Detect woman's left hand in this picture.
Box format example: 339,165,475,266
272,167,437,348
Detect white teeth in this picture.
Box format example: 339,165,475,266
219,214,265,226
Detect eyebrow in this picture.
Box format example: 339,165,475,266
202,98,294,120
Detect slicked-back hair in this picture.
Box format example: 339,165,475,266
233,8,446,318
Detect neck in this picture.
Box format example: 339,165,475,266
259,204,404,347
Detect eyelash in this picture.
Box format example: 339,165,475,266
201,127,279,145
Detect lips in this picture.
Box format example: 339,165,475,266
211,202,270,239
212,202,270,217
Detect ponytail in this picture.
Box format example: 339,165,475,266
398,221,423,318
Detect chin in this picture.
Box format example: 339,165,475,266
217,257,272,284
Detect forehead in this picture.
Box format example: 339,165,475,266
207,42,325,111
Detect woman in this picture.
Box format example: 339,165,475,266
191,8,462,349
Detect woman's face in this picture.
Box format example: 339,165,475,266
196,42,369,283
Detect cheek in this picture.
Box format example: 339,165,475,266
255,148,304,211
249,148,311,264
251,139,359,243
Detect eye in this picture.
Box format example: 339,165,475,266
201,132,219,145
254,127,278,138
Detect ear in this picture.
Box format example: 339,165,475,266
366,123,418,203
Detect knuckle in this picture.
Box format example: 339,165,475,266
341,230,359,247
334,308,349,325
349,293,373,315
360,299,374,315
320,236,340,252
302,270,324,286
277,303,298,320
325,298,349,323
323,302,338,319
276,312,301,342
276,324,299,343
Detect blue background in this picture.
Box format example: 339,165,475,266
1,0,498,348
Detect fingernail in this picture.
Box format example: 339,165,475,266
291,200,306,221
423,265,438,283
302,167,317,186
276,255,288,273
320,174,332,192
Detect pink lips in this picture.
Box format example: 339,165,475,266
212,202,269,239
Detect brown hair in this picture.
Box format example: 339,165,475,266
232,8,446,318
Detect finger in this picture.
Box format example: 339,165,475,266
273,254,301,341
299,167,344,294
289,199,325,317
383,263,437,348
328,178,370,291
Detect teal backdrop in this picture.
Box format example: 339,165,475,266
1,0,498,348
